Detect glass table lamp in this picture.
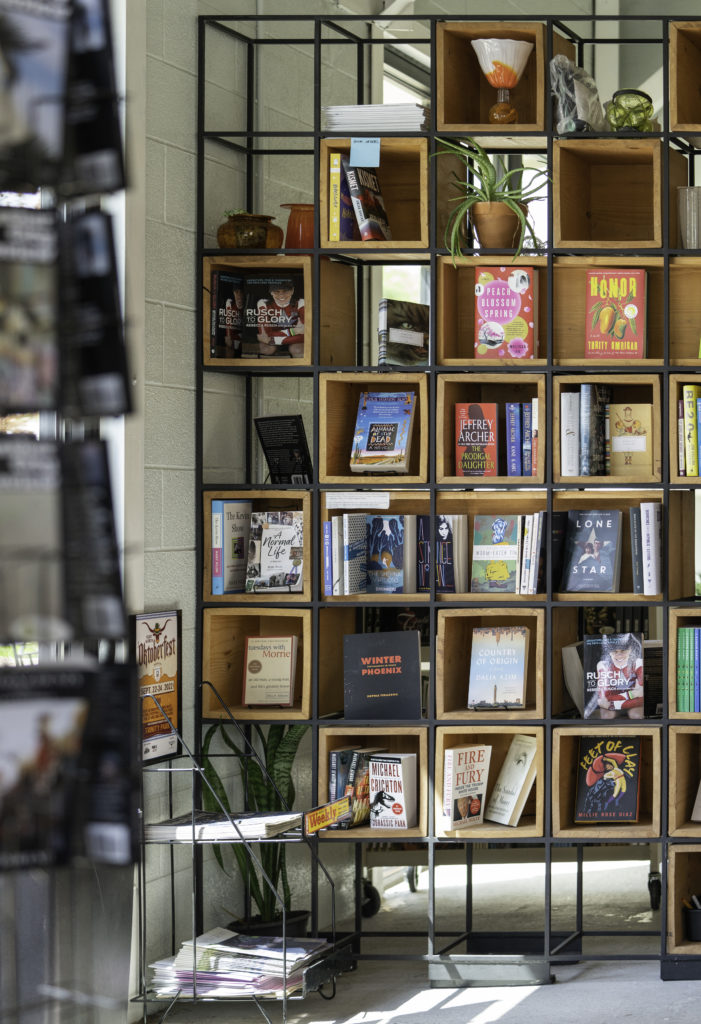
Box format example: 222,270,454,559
471,38,534,125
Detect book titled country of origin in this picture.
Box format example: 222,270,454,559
467,625,529,710
349,391,416,474
574,735,642,823
340,156,392,241
343,630,422,720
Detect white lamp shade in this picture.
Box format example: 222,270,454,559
471,38,534,88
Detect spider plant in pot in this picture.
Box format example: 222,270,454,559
436,136,548,258
202,720,310,935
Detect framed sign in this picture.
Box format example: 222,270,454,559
133,609,182,763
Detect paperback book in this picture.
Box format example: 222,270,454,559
338,746,388,829
349,391,416,473
368,752,418,829
343,629,422,720
340,156,392,241
254,414,312,484
211,499,252,595
467,625,530,710
366,514,405,594
455,402,498,476
585,269,647,359
328,150,360,242
609,403,653,477
582,632,645,719
242,635,298,706
435,514,469,594
484,734,538,827
473,266,538,359
243,272,305,358
579,383,611,476
377,298,429,366
558,509,623,593
210,269,245,357
471,514,521,594
574,735,642,823
444,744,492,829
245,511,304,593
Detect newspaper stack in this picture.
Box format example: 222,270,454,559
322,103,430,131
144,810,302,842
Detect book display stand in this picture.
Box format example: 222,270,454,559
186,11,701,997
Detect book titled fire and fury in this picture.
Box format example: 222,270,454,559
585,269,647,359
444,744,492,829
574,735,642,823
455,402,498,476
474,266,538,359
368,753,418,829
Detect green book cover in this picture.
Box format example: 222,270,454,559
678,627,693,713
470,514,520,593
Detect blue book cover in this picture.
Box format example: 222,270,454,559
522,401,533,476
211,499,224,594
505,403,522,476
349,391,416,473
323,520,333,596
366,514,404,593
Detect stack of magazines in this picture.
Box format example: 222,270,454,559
149,927,331,998
322,103,430,131
144,810,302,842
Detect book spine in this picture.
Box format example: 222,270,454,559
323,520,333,597
531,397,539,477
377,297,388,366
695,628,701,714
328,152,342,242
442,749,453,822
679,627,692,713
343,513,367,595
629,505,644,595
604,402,611,475
514,514,522,594
522,401,532,476
403,514,417,594
679,398,686,476
683,385,699,477
211,499,224,595
560,392,580,476
331,515,344,595
210,268,219,358
696,397,701,479
505,403,522,476
528,510,542,595
417,514,431,592
579,383,591,475
640,501,662,595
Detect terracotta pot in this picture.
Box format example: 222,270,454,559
217,213,284,249
470,201,526,250
281,203,315,249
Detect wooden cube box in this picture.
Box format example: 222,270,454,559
437,373,545,484
551,257,664,365
318,726,428,838
668,491,696,601
669,259,701,364
436,607,544,720
667,844,701,954
436,256,547,365
318,372,428,484
202,490,312,602
552,726,661,838
669,375,701,482
201,607,311,720
670,22,701,132
669,727,701,836
553,374,661,483
435,725,544,839
553,139,687,249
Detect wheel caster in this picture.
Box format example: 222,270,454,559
406,865,418,892
648,871,661,911
361,879,381,917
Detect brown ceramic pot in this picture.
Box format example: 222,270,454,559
217,213,284,249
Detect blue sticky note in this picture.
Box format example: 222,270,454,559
349,137,381,167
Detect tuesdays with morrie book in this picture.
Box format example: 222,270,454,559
484,733,538,826
574,735,641,823
349,391,416,473
444,744,492,829
471,514,521,594
455,402,498,476
585,269,647,359
343,630,422,720
474,266,538,359
242,635,298,706
467,625,529,709
340,156,392,241
245,511,304,593
368,753,417,829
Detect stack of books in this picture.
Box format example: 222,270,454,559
322,102,430,131
144,810,302,842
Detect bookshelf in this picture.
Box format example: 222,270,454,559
191,11,701,991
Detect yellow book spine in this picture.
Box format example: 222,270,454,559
329,152,341,242
683,385,700,477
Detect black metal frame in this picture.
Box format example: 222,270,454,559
190,9,701,994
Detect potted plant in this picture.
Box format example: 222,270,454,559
435,136,548,259
202,720,310,934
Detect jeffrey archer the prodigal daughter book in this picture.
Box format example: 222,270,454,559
574,735,641,823
455,402,498,476
343,630,422,719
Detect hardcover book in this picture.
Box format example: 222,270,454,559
340,156,392,241
640,501,663,596
467,625,530,709
574,735,642,823
558,509,623,593
435,514,469,594
579,383,611,476
582,632,644,720
243,272,305,358
211,499,252,595
455,402,498,476
484,734,538,826
328,151,360,242
368,753,418,829
349,391,416,474
242,635,298,706
560,391,581,476
473,266,538,358
210,269,245,357
366,514,404,594
343,629,422,720
417,514,431,592
377,298,429,366
585,269,647,359
471,514,522,594
245,511,304,593
338,746,388,829
254,415,312,485
505,402,522,475
444,744,492,829
609,403,653,477
342,512,368,596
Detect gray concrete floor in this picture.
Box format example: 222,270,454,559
143,858,701,1024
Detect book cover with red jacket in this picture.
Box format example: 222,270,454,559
455,402,498,476
585,269,647,359
474,266,538,358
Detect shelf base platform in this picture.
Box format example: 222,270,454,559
429,955,554,988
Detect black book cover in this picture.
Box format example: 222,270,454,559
582,632,644,719
0,0,72,191
574,735,641,823
59,0,126,196
243,271,305,358
416,514,431,592
254,414,312,484
559,509,622,593
343,629,421,719
58,209,130,416
0,206,59,413
210,269,245,357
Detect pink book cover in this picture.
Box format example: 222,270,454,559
474,266,538,359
